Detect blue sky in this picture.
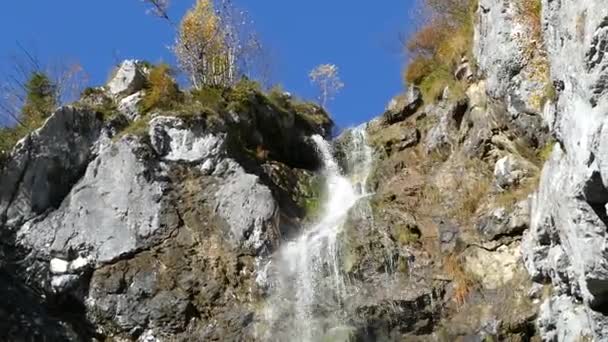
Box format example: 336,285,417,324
0,0,416,129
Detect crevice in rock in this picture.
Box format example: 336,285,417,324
1,136,32,225
453,100,468,131
582,170,608,228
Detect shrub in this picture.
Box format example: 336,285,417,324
405,56,437,85
403,0,477,103
191,86,226,114
22,72,57,121
139,63,182,113
226,78,261,112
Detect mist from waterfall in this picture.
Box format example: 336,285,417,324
262,124,373,342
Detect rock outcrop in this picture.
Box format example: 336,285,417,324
521,1,608,340
0,75,332,340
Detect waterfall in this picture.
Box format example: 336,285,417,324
262,124,373,342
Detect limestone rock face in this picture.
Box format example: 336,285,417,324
475,0,549,116
0,106,104,227
520,0,608,340
118,91,144,120
149,116,226,164
0,93,330,340
16,137,177,264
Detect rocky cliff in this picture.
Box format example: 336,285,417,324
2,0,608,341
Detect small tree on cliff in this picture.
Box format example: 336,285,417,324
174,0,262,88
309,63,344,108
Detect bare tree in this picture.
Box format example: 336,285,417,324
309,64,344,108
0,43,88,127
141,0,172,23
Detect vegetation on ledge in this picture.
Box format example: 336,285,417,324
404,0,478,104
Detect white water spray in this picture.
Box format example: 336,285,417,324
263,125,373,342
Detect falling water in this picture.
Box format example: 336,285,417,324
263,124,373,342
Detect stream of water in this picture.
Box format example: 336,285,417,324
263,125,373,342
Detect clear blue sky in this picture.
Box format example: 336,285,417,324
0,0,416,129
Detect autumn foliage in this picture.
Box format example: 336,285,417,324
404,0,477,102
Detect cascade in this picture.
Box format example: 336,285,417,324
263,124,373,341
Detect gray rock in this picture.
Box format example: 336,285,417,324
425,100,467,156
438,221,460,253
149,116,226,164
477,199,530,240
493,154,538,189
16,137,178,264
384,87,423,124
50,274,80,293
118,91,144,120
520,1,608,339
107,60,146,98
213,159,279,254
455,57,474,82
475,0,548,117
0,106,104,227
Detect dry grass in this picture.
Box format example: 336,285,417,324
494,173,539,209
443,254,478,306
422,183,443,207
452,177,491,223
576,11,587,42
114,117,150,140
403,0,477,103
518,0,542,41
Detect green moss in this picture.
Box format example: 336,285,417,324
397,255,410,274
395,225,420,246
226,78,261,113
419,67,467,104
299,175,325,219
114,117,150,141
537,139,556,164
191,86,226,113
81,87,105,97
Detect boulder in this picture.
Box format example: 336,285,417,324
118,91,144,120
477,200,530,240
384,87,423,124
107,60,147,98
493,154,537,189
425,100,467,156
213,159,280,255
475,0,547,116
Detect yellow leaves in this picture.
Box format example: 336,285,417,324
180,0,220,47
140,63,182,113
176,0,235,87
